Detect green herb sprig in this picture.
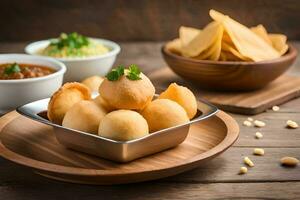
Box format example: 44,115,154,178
50,32,89,49
106,65,142,81
4,63,21,75
106,66,125,81
126,64,142,80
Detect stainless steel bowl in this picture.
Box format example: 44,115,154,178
17,98,218,162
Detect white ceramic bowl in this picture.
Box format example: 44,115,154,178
25,38,121,82
0,54,66,114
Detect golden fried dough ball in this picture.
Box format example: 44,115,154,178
99,73,155,110
141,99,189,132
159,83,197,119
98,110,149,141
93,95,115,112
81,75,104,92
62,100,107,134
47,82,91,124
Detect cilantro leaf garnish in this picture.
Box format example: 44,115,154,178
50,32,90,50
126,64,141,80
106,66,125,81
4,63,21,75
106,65,142,81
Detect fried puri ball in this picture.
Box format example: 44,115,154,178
99,73,155,110
98,110,149,141
81,75,104,92
47,82,91,124
141,99,189,132
159,83,197,119
62,100,107,134
93,95,115,112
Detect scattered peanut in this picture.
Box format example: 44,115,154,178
243,120,252,127
255,132,263,139
244,156,254,167
239,166,248,174
280,157,299,167
272,106,280,111
253,148,264,156
247,117,254,122
286,120,298,129
254,120,266,127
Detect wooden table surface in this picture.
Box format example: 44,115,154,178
0,42,300,200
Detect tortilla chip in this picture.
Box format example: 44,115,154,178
268,34,288,55
209,9,280,61
182,21,223,57
250,24,272,45
166,38,182,54
179,26,201,47
48,82,91,124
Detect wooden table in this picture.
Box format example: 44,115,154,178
0,42,299,199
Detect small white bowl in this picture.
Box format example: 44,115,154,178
25,38,121,82
0,54,66,114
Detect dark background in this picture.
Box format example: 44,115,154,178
1,0,300,42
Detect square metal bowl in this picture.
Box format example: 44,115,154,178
17,97,218,162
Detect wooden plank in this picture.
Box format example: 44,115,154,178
0,182,299,200
1,147,299,184
165,147,300,182
232,112,300,147
1,0,300,41
149,67,300,115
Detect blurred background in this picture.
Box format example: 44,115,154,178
1,0,300,42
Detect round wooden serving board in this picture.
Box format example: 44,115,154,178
0,111,239,185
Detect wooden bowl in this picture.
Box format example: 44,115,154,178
162,44,297,91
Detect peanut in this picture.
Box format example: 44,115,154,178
253,148,264,156
286,120,298,129
280,157,299,167
243,120,252,127
247,117,254,122
255,132,263,139
254,120,266,127
239,166,248,174
272,106,280,111
244,156,254,167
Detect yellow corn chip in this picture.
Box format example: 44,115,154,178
209,27,223,60
222,31,234,45
219,51,227,61
182,21,223,57
195,25,223,60
179,26,201,47
209,9,280,61
268,34,288,55
250,24,272,45
166,38,182,54
222,41,252,61
221,51,242,61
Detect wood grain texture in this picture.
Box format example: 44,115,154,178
149,67,300,115
1,0,300,41
162,44,298,91
0,182,300,200
0,110,238,184
0,42,299,199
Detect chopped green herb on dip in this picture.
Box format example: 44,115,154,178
40,32,110,58
0,63,55,80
